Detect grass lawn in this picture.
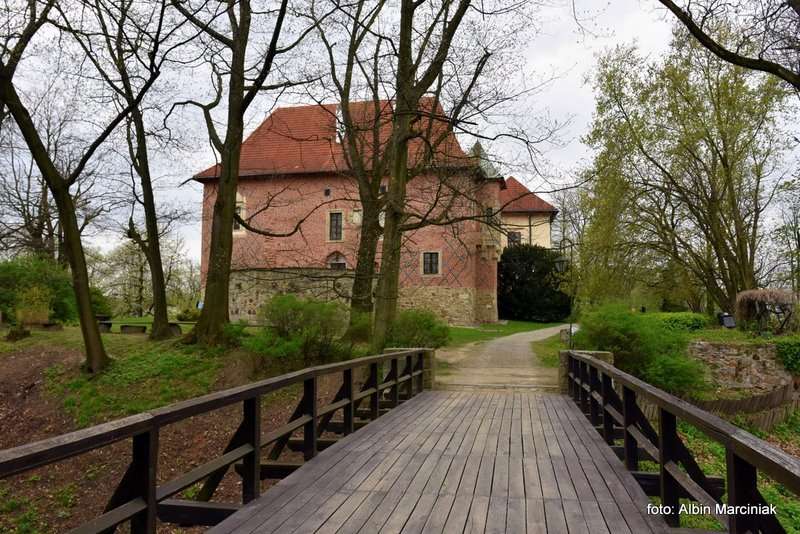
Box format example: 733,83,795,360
530,333,565,367
689,327,773,344
447,320,561,347
0,327,226,426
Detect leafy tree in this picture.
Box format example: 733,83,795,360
582,27,790,313
497,244,571,322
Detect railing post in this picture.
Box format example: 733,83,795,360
241,396,261,503
303,376,318,460
369,362,380,420
390,357,400,407
658,408,680,527
600,373,614,445
570,357,580,401
622,386,639,471
405,354,414,399
566,354,574,397
130,428,157,534
343,368,355,435
418,351,429,392
579,361,589,414
726,449,757,534
588,366,600,426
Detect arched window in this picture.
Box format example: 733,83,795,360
327,252,347,270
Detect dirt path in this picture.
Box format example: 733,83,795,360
436,324,565,390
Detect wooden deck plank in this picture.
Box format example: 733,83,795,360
217,391,458,534
210,391,667,534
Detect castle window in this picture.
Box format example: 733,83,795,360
329,211,343,241
422,252,440,275
327,252,346,270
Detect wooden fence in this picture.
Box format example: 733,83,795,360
0,348,432,533
567,350,800,534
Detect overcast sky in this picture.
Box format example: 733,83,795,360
137,0,676,263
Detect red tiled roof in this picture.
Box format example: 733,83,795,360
194,99,473,180
499,176,557,213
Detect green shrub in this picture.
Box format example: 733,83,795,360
176,308,201,321
254,294,348,363
387,309,450,348
573,304,705,395
645,354,708,394
242,330,303,361
222,321,249,347
497,244,571,322
90,288,113,317
0,256,76,324
775,337,800,374
651,312,710,331
345,311,372,344
15,285,51,325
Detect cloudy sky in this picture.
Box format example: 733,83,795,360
157,0,677,262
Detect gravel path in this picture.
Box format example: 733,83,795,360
435,324,565,391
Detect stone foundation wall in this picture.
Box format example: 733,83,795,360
688,341,792,393
229,269,496,325
229,269,354,323
397,286,478,325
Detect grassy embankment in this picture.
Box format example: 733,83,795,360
446,320,560,347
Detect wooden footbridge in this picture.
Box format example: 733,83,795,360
1,349,799,533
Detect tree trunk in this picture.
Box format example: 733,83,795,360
191,104,245,346
350,199,381,315
137,259,145,318
56,183,110,372
130,108,172,340
0,77,109,372
371,1,415,352
372,104,413,351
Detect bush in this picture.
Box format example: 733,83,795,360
497,244,571,322
222,321,249,347
651,312,710,332
344,311,372,344
645,354,708,394
573,304,705,395
176,308,201,321
0,256,76,324
254,294,348,363
90,288,113,317
775,337,800,374
387,309,450,348
15,285,52,325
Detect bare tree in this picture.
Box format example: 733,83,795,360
658,0,800,90
171,0,320,345
0,83,116,262
1,1,141,370
54,0,189,339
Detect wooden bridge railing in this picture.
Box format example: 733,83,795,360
0,348,432,534
567,350,800,534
